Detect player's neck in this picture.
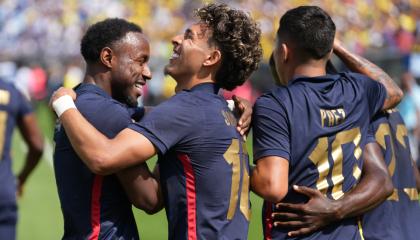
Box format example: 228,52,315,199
83,65,112,96
175,75,215,92
292,61,327,79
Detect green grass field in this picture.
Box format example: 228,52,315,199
11,103,264,239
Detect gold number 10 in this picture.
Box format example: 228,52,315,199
223,139,250,221
309,127,362,200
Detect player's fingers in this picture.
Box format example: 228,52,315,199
271,212,301,220
233,95,252,126
275,202,305,213
273,220,308,228
292,185,318,197
287,227,317,237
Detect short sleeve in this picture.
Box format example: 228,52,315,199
127,107,145,122
359,74,387,117
252,95,290,162
128,101,197,155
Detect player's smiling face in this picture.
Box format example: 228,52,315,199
164,22,214,92
110,32,151,107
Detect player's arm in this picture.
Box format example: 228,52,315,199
16,113,44,196
51,88,156,175
116,163,163,214
333,40,403,110
273,142,393,237
251,156,289,203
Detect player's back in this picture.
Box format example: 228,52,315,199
362,110,420,240
129,83,250,240
53,83,139,240
253,72,386,240
0,79,32,206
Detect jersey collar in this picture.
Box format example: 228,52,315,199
75,83,111,99
188,82,220,94
289,74,341,87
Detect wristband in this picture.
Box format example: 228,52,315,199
52,95,76,117
226,100,235,111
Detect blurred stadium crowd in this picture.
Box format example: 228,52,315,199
0,0,419,101
0,0,419,122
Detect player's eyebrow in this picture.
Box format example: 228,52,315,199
184,28,194,38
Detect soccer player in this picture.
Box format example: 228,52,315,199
272,110,420,240
0,78,44,240
50,3,261,239
53,19,162,240
250,6,402,240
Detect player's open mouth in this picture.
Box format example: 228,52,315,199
170,52,180,60
134,82,144,95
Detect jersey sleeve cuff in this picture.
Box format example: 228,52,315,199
128,123,168,154
253,150,290,164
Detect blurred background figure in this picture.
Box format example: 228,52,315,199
0,78,43,240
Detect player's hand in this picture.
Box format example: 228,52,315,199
273,185,341,237
16,178,24,198
49,87,77,108
232,95,252,136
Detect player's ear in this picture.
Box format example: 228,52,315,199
203,49,221,67
281,43,289,63
100,47,114,69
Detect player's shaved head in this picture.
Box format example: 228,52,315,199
277,6,335,60
81,18,143,63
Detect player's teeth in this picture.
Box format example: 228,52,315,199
172,53,179,58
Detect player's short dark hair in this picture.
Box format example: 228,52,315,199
278,6,335,60
81,18,143,63
196,3,262,91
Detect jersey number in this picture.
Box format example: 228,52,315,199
0,111,7,159
224,139,250,221
309,127,362,200
376,123,418,201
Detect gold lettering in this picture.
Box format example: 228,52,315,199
309,137,329,194
327,111,335,127
403,188,419,201
0,90,10,105
396,124,408,148
387,189,399,201
320,109,327,127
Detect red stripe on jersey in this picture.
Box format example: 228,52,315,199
178,153,197,240
264,201,273,240
89,175,103,240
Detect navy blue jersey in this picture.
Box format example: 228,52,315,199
129,83,250,240
0,79,32,207
54,84,139,240
253,72,386,240
362,109,420,240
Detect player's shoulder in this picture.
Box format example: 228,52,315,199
0,78,21,95
255,86,289,108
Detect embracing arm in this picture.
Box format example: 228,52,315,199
51,88,156,175
251,156,289,203
333,142,393,218
117,163,163,214
60,109,156,175
273,142,393,237
333,40,403,110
